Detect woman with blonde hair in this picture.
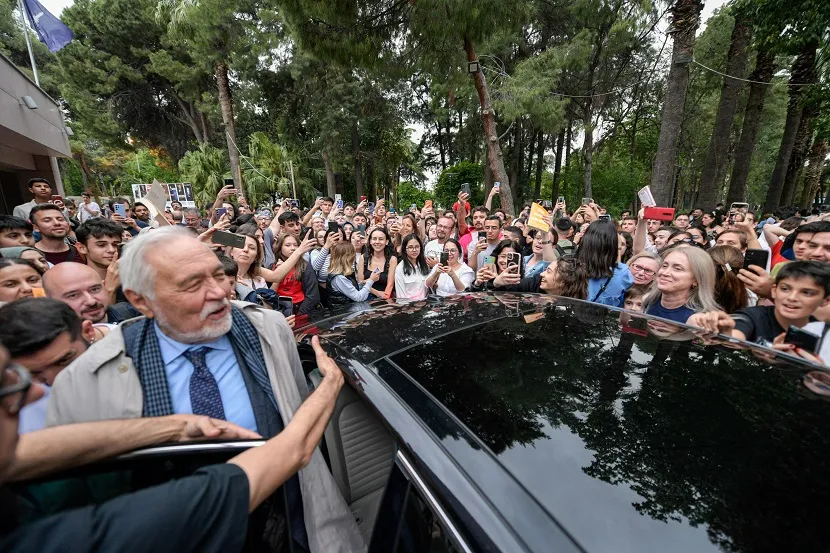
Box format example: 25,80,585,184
707,245,749,314
643,245,720,324
326,241,379,306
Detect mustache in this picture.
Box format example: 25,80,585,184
200,299,230,321
81,303,105,313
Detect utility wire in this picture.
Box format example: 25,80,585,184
691,59,821,87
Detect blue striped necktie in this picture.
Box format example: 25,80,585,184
183,347,226,420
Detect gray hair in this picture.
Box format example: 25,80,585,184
182,207,200,216
120,226,192,299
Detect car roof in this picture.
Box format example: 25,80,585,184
302,293,830,553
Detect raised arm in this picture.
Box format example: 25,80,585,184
456,192,470,236
210,185,236,224
485,186,498,211
260,231,317,284
229,336,343,512
633,208,648,255
302,197,323,226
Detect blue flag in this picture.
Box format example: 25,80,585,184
22,0,73,53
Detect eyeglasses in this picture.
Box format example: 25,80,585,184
1,363,32,415
406,245,421,251
630,264,656,277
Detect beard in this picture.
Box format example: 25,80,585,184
153,299,232,344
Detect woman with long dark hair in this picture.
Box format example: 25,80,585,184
395,234,430,300
577,219,633,307
358,227,398,299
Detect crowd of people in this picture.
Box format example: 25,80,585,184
2,174,830,551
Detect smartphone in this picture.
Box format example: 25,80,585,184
327,221,339,232
478,233,487,242
113,204,127,218
558,196,565,204
211,230,247,249
224,178,235,187
287,199,299,208
357,225,366,232
598,214,611,222
582,197,593,205
461,183,471,195
389,207,396,213
424,200,433,209
51,194,63,203
730,202,749,211
277,296,293,318
336,199,344,209
409,203,417,211
216,207,228,218
439,252,449,266
493,181,501,190
785,325,820,354
368,202,375,212
743,249,769,271
484,255,496,266
360,195,367,202
506,252,521,272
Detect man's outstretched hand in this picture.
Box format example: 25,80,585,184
169,414,262,442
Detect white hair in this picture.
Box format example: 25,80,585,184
120,226,193,299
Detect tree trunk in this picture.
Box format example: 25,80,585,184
535,131,545,199
464,37,515,216
650,0,704,206
445,120,454,166
200,111,209,143
321,149,337,198
352,122,364,200
727,46,774,205
435,122,447,170
763,46,818,213
552,128,565,201
582,108,594,198
696,16,751,211
563,120,572,198
800,138,828,210
215,61,242,190
782,108,815,206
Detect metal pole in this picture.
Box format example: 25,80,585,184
16,0,39,86
288,160,297,200
17,0,66,195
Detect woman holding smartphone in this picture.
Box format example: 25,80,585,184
472,240,522,290
425,238,475,296
577,220,633,307
273,233,321,314
395,234,430,300
358,227,397,299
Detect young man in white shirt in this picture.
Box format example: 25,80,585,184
79,191,102,222
13,178,53,221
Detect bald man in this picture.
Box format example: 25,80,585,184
43,262,139,325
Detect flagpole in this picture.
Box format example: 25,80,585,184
16,0,40,86
16,0,66,196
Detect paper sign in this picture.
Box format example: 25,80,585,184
527,203,550,232
638,185,656,207
145,180,171,227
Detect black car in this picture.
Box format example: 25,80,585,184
8,293,830,553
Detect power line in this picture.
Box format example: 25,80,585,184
225,130,284,186
691,59,820,87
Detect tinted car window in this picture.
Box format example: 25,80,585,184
386,304,830,553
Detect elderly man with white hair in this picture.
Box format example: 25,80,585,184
45,226,365,553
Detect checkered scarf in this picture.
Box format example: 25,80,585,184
124,306,277,417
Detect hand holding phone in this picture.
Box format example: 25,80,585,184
743,249,769,272
211,230,247,249
113,204,127,218
784,325,820,354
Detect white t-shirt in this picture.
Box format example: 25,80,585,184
428,263,475,296
80,201,101,222
424,239,445,261
394,262,429,300
803,321,829,365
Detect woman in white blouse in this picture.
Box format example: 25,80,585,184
395,233,430,301
426,238,475,296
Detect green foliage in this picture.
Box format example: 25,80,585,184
396,181,433,211
178,144,229,205
434,162,484,209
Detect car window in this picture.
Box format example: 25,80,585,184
371,455,470,553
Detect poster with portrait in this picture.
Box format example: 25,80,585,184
132,182,195,208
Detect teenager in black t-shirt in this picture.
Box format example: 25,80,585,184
688,261,830,344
